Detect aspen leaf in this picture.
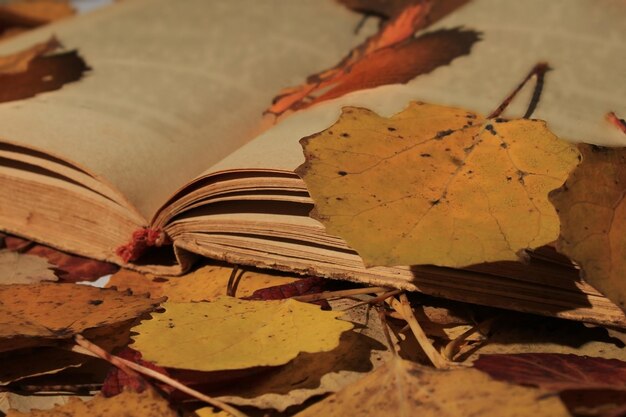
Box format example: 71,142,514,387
295,358,570,417
0,283,163,341
549,145,626,309
5,389,176,417
297,102,581,268
131,297,353,372
107,265,299,301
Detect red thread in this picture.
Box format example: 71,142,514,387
115,228,169,263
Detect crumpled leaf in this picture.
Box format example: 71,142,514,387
295,358,570,417
549,145,626,309
297,102,581,268
0,283,164,342
107,265,300,301
0,250,57,284
0,392,89,415
0,36,89,104
131,297,353,372
1,233,118,282
6,389,177,417
267,2,478,116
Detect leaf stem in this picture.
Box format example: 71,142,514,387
292,286,391,302
487,62,550,119
71,335,248,417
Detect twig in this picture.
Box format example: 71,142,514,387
340,289,403,311
72,335,248,417
226,265,241,297
487,62,550,119
292,286,391,302
377,305,397,356
388,294,449,369
443,317,496,361
606,111,626,135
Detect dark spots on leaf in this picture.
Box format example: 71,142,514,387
340,133,350,138
500,142,508,149
335,197,343,201
387,126,397,132
506,176,513,182
327,130,333,135
436,129,454,139
495,118,506,123
430,199,440,206
420,153,431,158
485,124,497,135
168,322,175,329
517,170,527,184
338,171,348,176
466,113,477,119
451,156,464,166
88,299,103,306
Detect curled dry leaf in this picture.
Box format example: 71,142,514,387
295,357,570,417
550,145,626,309
0,283,164,341
5,388,177,417
0,36,89,104
267,2,478,116
131,297,353,372
297,102,581,268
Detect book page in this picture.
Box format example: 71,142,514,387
210,0,626,175
0,0,374,218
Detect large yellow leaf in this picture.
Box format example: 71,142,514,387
297,102,581,268
550,145,626,309
131,297,353,371
107,265,299,301
295,358,570,417
6,389,176,417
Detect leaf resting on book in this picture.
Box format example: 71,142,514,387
297,102,581,268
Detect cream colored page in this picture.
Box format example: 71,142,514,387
211,0,626,174
0,0,371,218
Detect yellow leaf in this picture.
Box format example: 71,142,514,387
550,144,626,309
295,358,570,417
131,297,353,371
107,264,299,301
0,283,163,341
6,389,176,417
297,102,581,268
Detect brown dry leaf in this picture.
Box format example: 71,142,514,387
0,250,57,284
267,2,480,116
549,144,626,310
0,36,89,104
0,0,74,42
131,298,353,372
6,388,177,417
0,393,90,415
0,283,164,342
108,265,299,301
337,0,416,18
297,102,581,268
295,358,570,417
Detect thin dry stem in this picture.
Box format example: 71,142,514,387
340,289,403,311
72,335,248,417
487,62,550,119
292,286,391,302
226,265,241,297
443,317,496,361
377,306,398,356
388,294,449,369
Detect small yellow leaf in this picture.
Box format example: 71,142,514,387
297,102,581,268
295,358,570,417
108,265,299,301
131,297,353,371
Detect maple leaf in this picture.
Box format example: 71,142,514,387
294,358,570,417
549,145,626,310
266,2,479,116
5,388,177,417
0,36,89,104
297,101,581,268
0,283,163,347
130,297,353,372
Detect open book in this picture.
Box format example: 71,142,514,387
1,0,625,326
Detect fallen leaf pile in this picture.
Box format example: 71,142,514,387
1,1,626,416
